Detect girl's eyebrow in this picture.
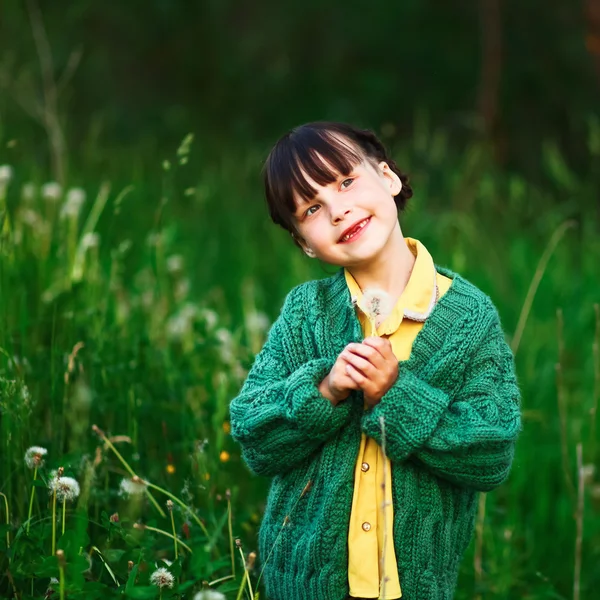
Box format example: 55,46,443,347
293,169,359,217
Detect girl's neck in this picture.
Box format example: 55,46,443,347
345,228,416,301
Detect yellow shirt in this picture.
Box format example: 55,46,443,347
345,237,453,599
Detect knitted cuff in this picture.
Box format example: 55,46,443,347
361,369,449,459
285,357,354,436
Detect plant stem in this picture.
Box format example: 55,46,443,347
237,545,254,600
590,304,599,463
378,415,388,600
51,490,57,555
228,495,235,578
62,498,66,535
170,509,178,560
27,466,38,534
94,427,165,518
145,481,209,539
574,443,584,600
59,564,65,600
0,492,10,549
511,219,576,355
255,479,312,592
134,524,193,554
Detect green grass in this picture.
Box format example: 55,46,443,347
0,124,599,599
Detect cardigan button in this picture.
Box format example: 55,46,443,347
361,462,370,472
362,522,371,532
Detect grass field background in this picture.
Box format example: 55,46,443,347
1,119,599,599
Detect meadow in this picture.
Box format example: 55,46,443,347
0,119,599,599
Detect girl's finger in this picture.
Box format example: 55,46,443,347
343,351,372,376
345,364,365,384
347,345,384,369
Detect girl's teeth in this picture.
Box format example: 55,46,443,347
342,219,368,241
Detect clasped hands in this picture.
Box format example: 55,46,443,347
324,336,399,408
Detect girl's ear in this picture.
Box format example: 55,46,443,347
291,231,316,257
378,161,403,196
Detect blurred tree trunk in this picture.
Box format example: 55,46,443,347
478,0,503,158
585,0,600,82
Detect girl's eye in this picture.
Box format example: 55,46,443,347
341,178,354,189
304,204,320,217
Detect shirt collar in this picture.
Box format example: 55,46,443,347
343,237,438,334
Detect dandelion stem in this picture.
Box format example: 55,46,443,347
62,498,66,535
27,466,38,534
590,304,599,463
144,481,209,539
170,509,178,560
59,564,65,600
134,523,193,554
93,425,166,518
379,415,388,600
228,495,235,578
574,443,584,600
237,545,254,600
0,492,10,549
51,489,57,555
255,479,312,592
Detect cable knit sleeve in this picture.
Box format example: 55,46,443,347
229,286,355,477
360,301,522,492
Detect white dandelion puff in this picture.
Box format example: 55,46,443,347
200,308,218,330
66,187,86,205
150,567,174,589
194,590,226,600
21,182,36,202
81,232,100,250
166,303,199,340
119,477,147,497
0,165,13,184
48,475,80,502
245,311,270,335
41,182,63,202
25,446,48,469
357,287,394,336
60,187,86,219
166,254,184,274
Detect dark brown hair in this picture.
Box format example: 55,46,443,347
262,121,413,249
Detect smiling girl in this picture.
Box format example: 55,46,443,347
229,121,522,600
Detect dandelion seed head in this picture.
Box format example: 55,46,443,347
194,590,226,600
48,475,80,501
24,446,47,469
119,477,147,497
60,188,86,219
245,311,270,334
150,567,174,589
41,181,62,202
166,254,184,274
0,164,13,184
81,232,100,250
21,182,36,202
66,187,86,206
360,287,394,321
200,308,218,330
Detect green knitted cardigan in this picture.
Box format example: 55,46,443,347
229,264,522,600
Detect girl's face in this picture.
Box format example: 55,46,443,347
291,155,402,268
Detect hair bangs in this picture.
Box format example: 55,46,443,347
263,126,364,233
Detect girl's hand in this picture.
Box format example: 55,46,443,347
320,344,364,405
342,336,398,408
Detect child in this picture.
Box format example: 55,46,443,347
229,121,522,600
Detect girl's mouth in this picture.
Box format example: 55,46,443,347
338,217,371,244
